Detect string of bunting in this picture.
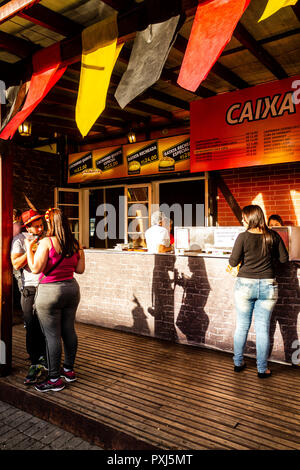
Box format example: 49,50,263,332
0,0,298,139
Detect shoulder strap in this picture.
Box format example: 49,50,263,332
39,253,65,283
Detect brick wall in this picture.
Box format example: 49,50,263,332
218,162,300,226
75,251,300,365
13,146,61,213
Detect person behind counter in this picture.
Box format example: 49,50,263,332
268,214,284,227
229,205,288,378
25,208,85,392
145,211,172,254
164,217,174,246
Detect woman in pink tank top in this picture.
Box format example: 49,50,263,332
25,208,85,392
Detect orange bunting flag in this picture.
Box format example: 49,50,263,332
177,0,251,93
75,13,122,138
258,0,298,22
0,43,66,140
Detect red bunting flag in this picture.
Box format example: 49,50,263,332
177,0,251,92
0,42,66,140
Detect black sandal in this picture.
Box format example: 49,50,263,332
234,363,246,372
257,371,272,379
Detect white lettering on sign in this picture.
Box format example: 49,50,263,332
226,92,296,125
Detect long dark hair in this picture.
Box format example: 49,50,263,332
45,208,79,257
242,205,274,255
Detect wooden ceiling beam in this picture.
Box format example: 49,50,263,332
233,23,288,79
33,103,125,129
30,121,84,140
124,100,174,120
143,88,190,111
18,4,83,37
44,92,149,124
0,30,38,58
81,118,190,146
211,62,249,89
54,76,175,120
0,0,40,25
30,114,107,134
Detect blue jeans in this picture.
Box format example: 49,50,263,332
233,277,278,373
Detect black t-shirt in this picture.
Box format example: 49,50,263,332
229,230,288,279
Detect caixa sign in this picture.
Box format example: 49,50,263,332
0,80,6,105
0,340,6,365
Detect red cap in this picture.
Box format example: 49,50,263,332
21,209,43,227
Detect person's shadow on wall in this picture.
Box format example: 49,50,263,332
148,254,178,342
269,261,300,364
175,256,210,345
115,295,150,335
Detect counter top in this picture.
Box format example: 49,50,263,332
84,248,231,258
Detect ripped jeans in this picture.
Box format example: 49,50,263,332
233,277,278,373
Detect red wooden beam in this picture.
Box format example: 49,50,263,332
0,141,13,377
0,0,41,25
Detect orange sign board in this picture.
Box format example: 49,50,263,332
190,75,300,172
68,135,190,183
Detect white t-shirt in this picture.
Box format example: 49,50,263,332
11,233,40,287
145,224,170,254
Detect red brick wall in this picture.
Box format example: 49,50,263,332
13,146,61,213
217,162,300,226
75,251,300,365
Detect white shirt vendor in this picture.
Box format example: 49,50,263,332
145,211,171,254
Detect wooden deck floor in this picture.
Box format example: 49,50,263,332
0,322,299,450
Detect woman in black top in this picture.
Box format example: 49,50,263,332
229,205,288,378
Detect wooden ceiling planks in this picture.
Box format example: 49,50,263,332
0,0,299,144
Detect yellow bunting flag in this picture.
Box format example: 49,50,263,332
76,14,123,138
258,0,298,22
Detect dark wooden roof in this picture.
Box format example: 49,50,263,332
0,0,299,148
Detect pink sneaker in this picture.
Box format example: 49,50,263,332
35,377,65,392
61,369,77,382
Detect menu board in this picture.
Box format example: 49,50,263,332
190,75,300,172
68,135,190,183
125,141,159,176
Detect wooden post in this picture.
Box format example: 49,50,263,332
0,141,13,377
213,170,242,225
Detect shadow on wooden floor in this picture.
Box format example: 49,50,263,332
0,322,299,450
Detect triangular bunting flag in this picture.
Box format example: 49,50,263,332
177,0,251,93
258,0,298,22
0,43,66,140
115,0,183,109
0,81,29,132
75,13,122,138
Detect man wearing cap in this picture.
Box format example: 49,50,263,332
145,211,172,254
11,209,47,385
